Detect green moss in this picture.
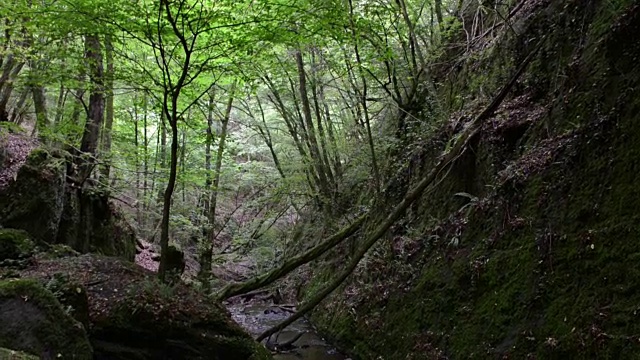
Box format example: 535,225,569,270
39,244,80,259
0,347,39,359
91,278,270,359
0,122,24,134
0,229,34,261
0,279,92,359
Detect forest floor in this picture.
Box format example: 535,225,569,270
0,130,36,189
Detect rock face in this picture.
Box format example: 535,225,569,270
306,1,640,359
0,279,93,359
0,148,135,261
0,150,66,242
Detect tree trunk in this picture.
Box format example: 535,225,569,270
310,50,335,188
76,34,105,183
295,50,330,201
198,81,236,291
10,87,29,123
348,0,381,192
142,93,149,232
435,0,444,31
133,99,141,225
202,90,214,218
100,34,115,182
0,57,25,122
53,83,67,127
31,84,48,139
158,102,179,282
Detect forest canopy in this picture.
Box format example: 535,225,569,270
0,0,464,282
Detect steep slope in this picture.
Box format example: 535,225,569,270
306,0,640,358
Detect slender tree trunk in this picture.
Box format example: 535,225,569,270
160,112,167,169
435,0,444,31
254,95,302,214
180,123,186,203
100,34,115,183
70,88,84,132
198,81,236,291
142,93,149,232
10,87,29,123
295,50,330,201
53,83,66,127
76,34,105,183
158,99,179,282
133,99,141,225
0,57,25,122
310,50,335,187
31,84,48,139
202,90,214,218
321,87,342,179
263,75,321,194
348,0,381,192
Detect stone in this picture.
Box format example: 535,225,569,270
0,279,92,359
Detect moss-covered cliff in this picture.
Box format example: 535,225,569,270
305,0,640,358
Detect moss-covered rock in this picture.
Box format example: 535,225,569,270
0,146,135,261
43,273,91,329
15,254,269,360
0,229,34,261
0,279,92,359
39,244,80,259
57,190,136,261
0,149,66,243
92,278,271,360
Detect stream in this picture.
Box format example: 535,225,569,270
228,304,347,360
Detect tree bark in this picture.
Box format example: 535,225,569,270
295,50,331,201
10,87,29,123
0,56,25,122
199,81,236,291
77,34,105,183
31,83,48,139
100,34,115,183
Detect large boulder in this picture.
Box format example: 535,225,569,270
0,147,136,261
0,279,93,359
18,254,271,360
0,149,66,243
58,190,136,262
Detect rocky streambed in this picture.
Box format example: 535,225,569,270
228,303,347,360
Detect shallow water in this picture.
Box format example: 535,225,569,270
228,304,347,360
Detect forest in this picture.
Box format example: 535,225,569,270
1,0,639,358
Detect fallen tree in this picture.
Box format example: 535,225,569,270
256,35,546,341
215,213,368,300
